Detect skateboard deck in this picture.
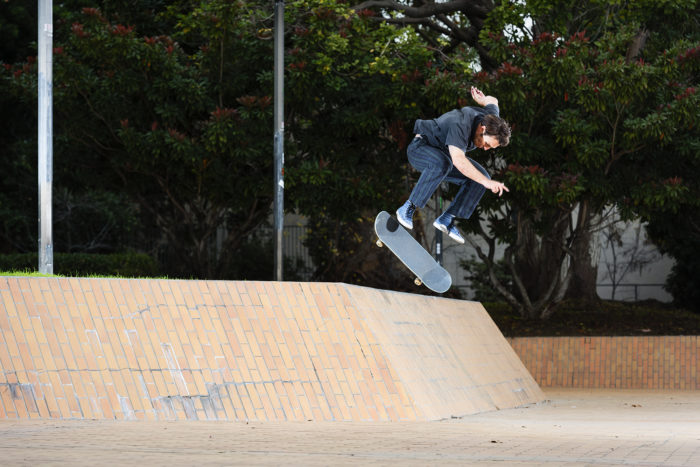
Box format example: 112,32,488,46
374,211,452,293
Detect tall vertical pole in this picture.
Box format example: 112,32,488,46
435,186,443,266
38,0,53,274
273,0,285,281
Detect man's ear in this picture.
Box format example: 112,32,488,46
478,124,486,135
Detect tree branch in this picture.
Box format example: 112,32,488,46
353,0,491,18
353,0,499,71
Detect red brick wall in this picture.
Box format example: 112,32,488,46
508,336,699,389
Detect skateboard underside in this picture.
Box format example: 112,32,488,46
374,211,452,293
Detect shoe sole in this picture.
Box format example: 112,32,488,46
396,211,413,230
449,233,465,244
432,220,448,233
433,220,465,244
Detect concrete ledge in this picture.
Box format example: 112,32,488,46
0,277,542,421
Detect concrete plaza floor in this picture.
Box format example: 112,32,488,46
1,389,699,466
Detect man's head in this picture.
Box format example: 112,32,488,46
475,114,511,150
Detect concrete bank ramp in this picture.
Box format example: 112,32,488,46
0,277,543,421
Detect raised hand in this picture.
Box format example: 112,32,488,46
471,86,498,107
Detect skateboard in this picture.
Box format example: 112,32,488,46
374,211,452,293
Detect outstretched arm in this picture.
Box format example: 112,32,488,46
448,145,509,197
471,86,498,107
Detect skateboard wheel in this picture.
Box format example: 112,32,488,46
376,239,383,247
414,278,422,286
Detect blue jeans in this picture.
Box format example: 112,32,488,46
406,136,490,219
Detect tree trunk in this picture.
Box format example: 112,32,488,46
565,201,601,302
514,215,567,304
469,206,574,320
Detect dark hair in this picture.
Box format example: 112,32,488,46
482,114,511,146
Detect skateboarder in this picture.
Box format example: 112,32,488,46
396,86,511,244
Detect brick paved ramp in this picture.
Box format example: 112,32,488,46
0,277,543,421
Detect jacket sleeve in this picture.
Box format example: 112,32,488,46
483,103,499,117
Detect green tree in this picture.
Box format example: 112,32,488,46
465,0,700,318
0,1,185,258
282,1,456,288
0,1,35,63
4,0,441,284
2,0,444,285
646,205,700,313
351,0,498,70
280,1,479,292
5,3,276,277
0,2,37,253
350,0,698,309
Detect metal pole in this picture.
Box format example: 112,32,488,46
38,0,53,274
436,187,443,266
273,0,285,281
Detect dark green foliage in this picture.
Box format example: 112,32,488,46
284,1,434,220
0,252,159,277
461,257,511,302
3,2,278,279
0,3,37,254
459,0,700,318
665,259,700,314
0,2,35,63
53,189,143,254
485,300,700,337
646,205,700,313
1,0,698,310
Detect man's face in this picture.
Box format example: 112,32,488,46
474,125,500,151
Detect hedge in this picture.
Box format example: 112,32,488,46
0,252,160,278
